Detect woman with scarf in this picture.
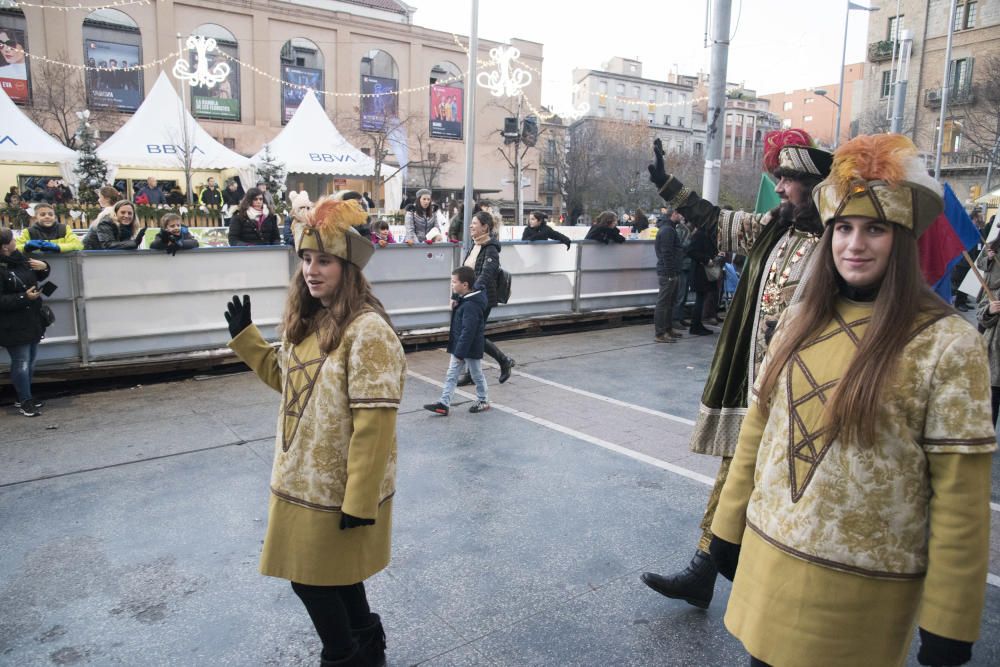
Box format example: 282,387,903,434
1,226,51,417
403,189,439,244
711,134,994,667
82,200,147,250
228,187,281,246
976,235,1000,425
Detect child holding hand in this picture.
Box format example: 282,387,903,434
150,213,199,255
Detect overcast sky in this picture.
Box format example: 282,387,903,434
412,0,877,110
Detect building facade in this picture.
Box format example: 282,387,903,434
692,75,782,164
0,0,546,207
860,0,1000,199
760,63,865,147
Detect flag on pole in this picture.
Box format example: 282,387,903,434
754,173,781,214
918,183,983,302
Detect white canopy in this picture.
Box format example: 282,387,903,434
0,86,78,170
97,72,253,174
252,90,375,177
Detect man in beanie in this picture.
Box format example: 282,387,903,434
640,130,833,610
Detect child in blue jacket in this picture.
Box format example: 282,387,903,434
424,265,490,415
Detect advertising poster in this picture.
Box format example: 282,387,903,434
191,46,240,121
281,65,323,124
85,39,143,112
0,24,30,104
360,75,397,131
430,84,463,140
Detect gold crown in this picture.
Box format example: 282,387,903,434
292,198,374,269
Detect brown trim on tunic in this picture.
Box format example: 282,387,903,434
271,487,395,512
746,518,927,580
921,436,997,447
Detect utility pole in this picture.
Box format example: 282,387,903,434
935,0,959,180
461,0,480,256
515,96,523,226
702,0,732,205
890,29,913,134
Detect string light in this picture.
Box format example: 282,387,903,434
4,0,151,11
25,48,184,72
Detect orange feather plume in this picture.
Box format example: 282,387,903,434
830,134,918,196
309,197,367,232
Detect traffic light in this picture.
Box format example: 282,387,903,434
503,117,519,144
521,115,539,147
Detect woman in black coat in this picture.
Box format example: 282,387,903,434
0,227,50,416
585,210,627,244
522,211,571,249
228,188,281,246
685,221,718,336
459,211,516,384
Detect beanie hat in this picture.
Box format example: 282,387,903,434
293,197,374,269
415,188,432,200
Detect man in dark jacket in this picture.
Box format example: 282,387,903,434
654,208,682,342
424,266,490,415
200,177,222,207
135,177,165,206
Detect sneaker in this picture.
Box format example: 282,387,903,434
469,401,491,413
19,399,41,417
653,334,675,343
667,329,684,338
13,399,44,409
423,402,449,416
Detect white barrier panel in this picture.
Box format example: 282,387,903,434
0,240,660,373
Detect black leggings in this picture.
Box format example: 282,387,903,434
291,581,370,660
992,386,1000,426
482,305,507,366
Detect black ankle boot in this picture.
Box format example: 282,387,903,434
640,550,718,609
319,645,365,667
352,613,386,666
498,356,515,384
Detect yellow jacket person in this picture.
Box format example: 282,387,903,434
225,196,405,666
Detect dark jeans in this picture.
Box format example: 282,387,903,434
690,290,707,330
654,274,679,335
482,305,507,366
673,268,690,320
291,581,371,660
4,341,39,402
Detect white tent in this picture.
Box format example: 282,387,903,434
97,72,254,184
0,85,77,179
252,90,375,177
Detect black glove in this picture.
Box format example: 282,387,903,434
647,138,668,188
224,294,252,338
340,512,375,530
708,534,741,582
564,241,571,250
917,628,973,666
133,227,148,246
166,238,179,256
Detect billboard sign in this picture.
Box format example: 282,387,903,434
430,84,463,140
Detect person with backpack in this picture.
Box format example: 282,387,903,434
458,211,515,385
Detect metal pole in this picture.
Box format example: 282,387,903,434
934,0,959,180
515,97,523,226
834,2,850,148
702,0,732,205
461,0,480,256
890,30,913,134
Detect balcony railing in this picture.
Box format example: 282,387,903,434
868,40,896,63
925,85,977,107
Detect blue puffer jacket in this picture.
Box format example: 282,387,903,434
447,289,488,360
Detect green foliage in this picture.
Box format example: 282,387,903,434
72,111,108,205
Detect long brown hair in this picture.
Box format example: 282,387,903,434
281,256,392,353
755,222,953,446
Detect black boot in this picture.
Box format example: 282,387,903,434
498,355,515,384
640,550,717,609
319,645,365,667
352,613,386,666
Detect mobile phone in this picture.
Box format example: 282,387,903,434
40,282,58,297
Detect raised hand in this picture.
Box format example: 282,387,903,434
648,138,668,187
224,294,252,338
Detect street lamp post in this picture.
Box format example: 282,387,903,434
835,2,880,148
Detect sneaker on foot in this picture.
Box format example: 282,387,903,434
469,401,491,413
19,399,41,417
653,334,675,343
667,329,684,338
423,402,449,416
14,399,44,409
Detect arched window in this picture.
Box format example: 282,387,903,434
0,6,30,104
280,38,324,124
429,61,463,140
82,8,143,113
190,24,240,122
360,49,398,130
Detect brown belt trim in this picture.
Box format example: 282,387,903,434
270,487,396,512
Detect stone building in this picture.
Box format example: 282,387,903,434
760,64,865,148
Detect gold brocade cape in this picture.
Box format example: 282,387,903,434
269,311,406,511
746,300,996,577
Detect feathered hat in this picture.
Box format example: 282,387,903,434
762,129,833,179
292,197,374,269
812,134,943,237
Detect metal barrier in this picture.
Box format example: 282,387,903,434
0,240,658,373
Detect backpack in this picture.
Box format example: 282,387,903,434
495,268,512,304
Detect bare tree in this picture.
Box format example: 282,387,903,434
409,122,452,191
949,53,1000,188
336,106,422,206
22,53,111,149
565,118,657,215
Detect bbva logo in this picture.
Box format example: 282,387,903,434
146,144,206,155
309,153,356,163
0,135,18,146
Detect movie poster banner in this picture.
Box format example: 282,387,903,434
430,84,463,140
191,46,240,121
85,40,143,112
360,75,397,131
281,65,323,124
0,24,30,104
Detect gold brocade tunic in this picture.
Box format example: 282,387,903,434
712,299,995,666
229,312,406,585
